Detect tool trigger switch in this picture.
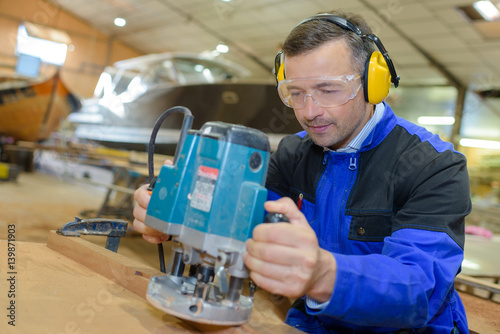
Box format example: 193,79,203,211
264,212,289,223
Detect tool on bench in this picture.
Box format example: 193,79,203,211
144,106,271,325
57,217,128,252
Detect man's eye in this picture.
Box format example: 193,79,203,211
290,91,305,97
320,89,340,95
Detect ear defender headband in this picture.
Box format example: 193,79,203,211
274,13,400,104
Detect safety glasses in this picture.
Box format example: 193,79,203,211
277,74,362,109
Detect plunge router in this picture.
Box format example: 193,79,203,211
145,107,271,325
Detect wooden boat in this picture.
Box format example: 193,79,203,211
0,72,79,142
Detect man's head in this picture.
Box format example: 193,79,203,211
276,11,393,150
281,10,375,77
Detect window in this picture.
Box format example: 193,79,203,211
16,23,69,66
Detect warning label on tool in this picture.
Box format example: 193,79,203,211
190,165,219,212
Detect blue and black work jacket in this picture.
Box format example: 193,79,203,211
266,102,472,334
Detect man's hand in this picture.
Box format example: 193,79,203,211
243,197,337,303
132,161,172,244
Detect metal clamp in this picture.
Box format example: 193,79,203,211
56,217,128,252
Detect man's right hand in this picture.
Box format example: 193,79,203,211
132,162,172,244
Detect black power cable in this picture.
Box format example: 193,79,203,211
147,106,194,273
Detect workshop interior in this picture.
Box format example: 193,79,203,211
1,0,500,333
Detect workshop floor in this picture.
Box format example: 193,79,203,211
0,169,163,269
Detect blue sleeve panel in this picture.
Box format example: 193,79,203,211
308,229,466,330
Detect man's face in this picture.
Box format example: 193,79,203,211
284,39,373,150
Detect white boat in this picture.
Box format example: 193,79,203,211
68,52,300,153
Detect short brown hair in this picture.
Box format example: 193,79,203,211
282,10,376,74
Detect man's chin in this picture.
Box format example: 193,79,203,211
307,132,336,149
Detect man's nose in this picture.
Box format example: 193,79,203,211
302,94,322,120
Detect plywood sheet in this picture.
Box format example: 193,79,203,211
0,234,300,334
0,240,193,333
459,292,500,333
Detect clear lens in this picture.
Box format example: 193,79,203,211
278,74,361,108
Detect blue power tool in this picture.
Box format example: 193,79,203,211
144,107,270,325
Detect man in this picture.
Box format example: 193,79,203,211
133,10,471,333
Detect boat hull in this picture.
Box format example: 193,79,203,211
0,73,79,142
71,82,302,153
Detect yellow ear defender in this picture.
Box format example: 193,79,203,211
364,51,392,104
274,13,400,104
274,51,286,83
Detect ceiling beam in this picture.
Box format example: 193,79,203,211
358,0,468,148
358,0,464,89
157,0,272,73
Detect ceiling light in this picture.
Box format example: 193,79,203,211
114,17,127,27
473,1,500,21
417,116,455,125
216,44,229,53
459,138,500,149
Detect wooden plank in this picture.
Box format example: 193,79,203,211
76,178,137,195
4,142,172,177
47,230,160,299
456,274,500,295
46,231,301,334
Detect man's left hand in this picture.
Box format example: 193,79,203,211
243,197,337,302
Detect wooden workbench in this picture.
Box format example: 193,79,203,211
4,141,173,221
0,232,299,334
1,233,500,333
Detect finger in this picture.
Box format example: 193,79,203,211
251,223,317,249
163,159,173,165
143,233,169,244
134,184,151,208
133,202,147,224
264,197,308,227
132,218,168,238
246,264,306,298
246,238,316,266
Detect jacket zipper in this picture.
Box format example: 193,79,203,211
339,154,359,254
317,152,358,254
315,152,330,247
349,157,357,171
